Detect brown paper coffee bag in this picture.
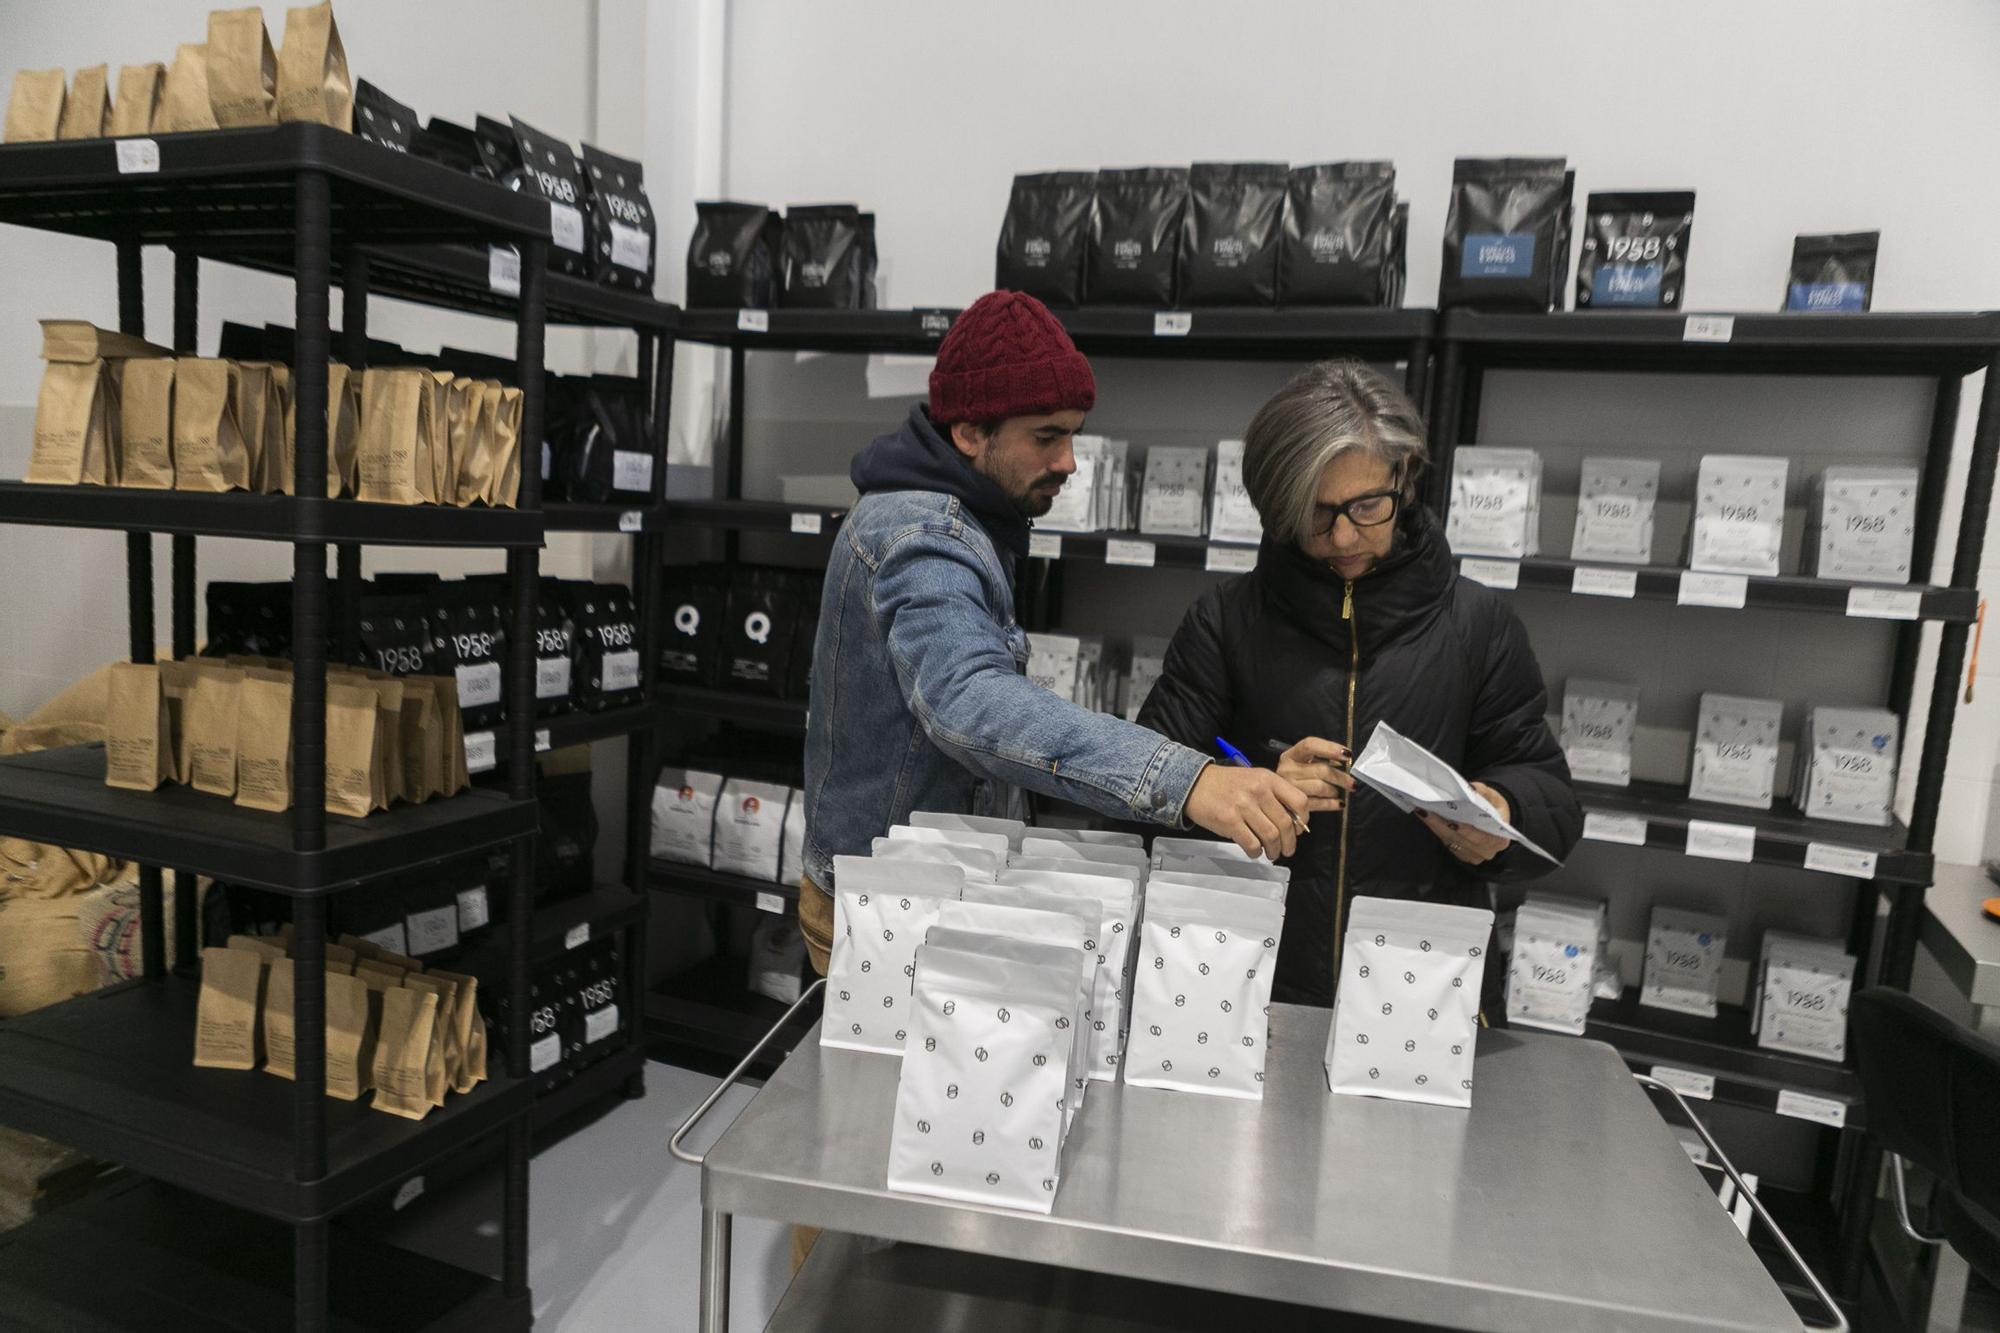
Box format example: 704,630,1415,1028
56,65,108,140
488,386,524,508
428,968,484,1093
184,665,243,796
232,362,273,494
326,969,374,1099
324,681,377,817
371,985,438,1120
40,320,171,364
261,956,296,1077
323,942,357,973
109,63,164,137
396,679,437,803
4,70,65,143
105,662,171,790
451,379,493,506
159,659,195,783
118,358,176,488
356,367,426,504
265,364,293,494
227,932,286,963
301,362,360,497
234,671,292,811
275,1,350,130
402,972,456,1104
155,44,220,134
27,360,115,486
174,359,253,492
207,7,278,128
337,932,381,961
193,945,265,1070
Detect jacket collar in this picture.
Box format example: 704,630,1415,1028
1258,505,1455,656
849,404,1031,557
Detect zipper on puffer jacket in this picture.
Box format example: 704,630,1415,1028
1335,579,1358,981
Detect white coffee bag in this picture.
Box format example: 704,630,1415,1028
1688,693,1783,810
1752,930,1854,1062
1689,454,1788,577
1326,896,1492,1108
777,789,807,886
710,778,792,881
1571,456,1660,565
929,912,1093,1133
1139,445,1209,537
1561,678,1640,788
1795,705,1898,827
650,768,724,866
1640,905,1727,1018
910,810,1028,851
1026,633,1083,702
1446,447,1542,558
823,856,964,1054
871,837,1004,883
1806,465,1918,585
1123,880,1284,1099
1208,438,1263,545
1505,894,1603,1035
998,866,1141,1079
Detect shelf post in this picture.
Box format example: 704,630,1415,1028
170,248,200,967
1403,334,1432,407
724,343,746,563
334,249,371,665
1426,338,1464,515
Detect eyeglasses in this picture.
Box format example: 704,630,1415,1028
1310,488,1401,537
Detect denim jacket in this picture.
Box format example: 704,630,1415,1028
801,407,1211,892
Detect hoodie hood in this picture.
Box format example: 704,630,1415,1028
850,404,1032,557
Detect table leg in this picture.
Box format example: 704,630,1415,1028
700,1208,733,1333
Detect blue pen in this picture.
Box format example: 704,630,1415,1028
1215,735,1309,834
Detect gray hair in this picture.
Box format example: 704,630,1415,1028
1242,360,1429,546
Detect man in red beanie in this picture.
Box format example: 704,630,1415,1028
797,290,1310,974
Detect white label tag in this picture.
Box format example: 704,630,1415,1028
1572,566,1638,599
392,1176,425,1211
585,1004,621,1044
613,450,654,493
1029,532,1063,560
1686,820,1757,863
790,511,824,535
549,201,585,252
1205,545,1258,574
1804,842,1878,879
530,1033,562,1073
1678,571,1749,609
456,661,503,709
535,728,551,753
1460,558,1520,590
456,886,491,932
609,220,651,271
737,309,769,333
488,246,522,296
1683,315,1735,343
1583,812,1649,846
755,891,785,915
1153,311,1192,337
618,510,643,532
564,923,591,951
1845,587,1922,621
1775,1089,1848,1128
536,657,572,701
362,923,408,956
602,649,641,692
1105,539,1156,568
1651,1065,1716,1101
405,904,460,957
463,730,496,774
115,138,160,174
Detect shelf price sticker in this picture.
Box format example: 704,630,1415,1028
1205,545,1258,574
1775,1089,1848,1129
1105,538,1156,568
755,891,785,915
392,1176,426,1212
1685,820,1757,863
535,728,552,753
1153,311,1193,337
564,922,591,951
1460,558,1519,591
1572,566,1638,599
463,730,497,774
362,922,408,956
1682,315,1735,343
115,138,160,174
406,905,460,957
585,1005,621,1044
618,510,644,532
456,886,491,933
736,309,770,333
1677,571,1748,609
1804,842,1878,879
790,511,824,535
1650,1065,1716,1101
530,1033,562,1074
1582,812,1648,846
1845,587,1922,621
487,246,522,297
612,451,655,494
1029,532,1063,560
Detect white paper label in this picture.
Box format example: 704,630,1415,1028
1804,842,1878,879
602,649,641,692
1105,539,1156,568
1205,545,1258,574
613,450,654,493
1029,532,1063,560
1686,820,1757,863
537,656,572,701
1651,1065,1716,1100
1461,558,1520,590
790,511,823,535
1153,311,1192,337
456,886,491,932
737,309,769,333
1583,812,1649,846
488,246,522,296
362,923,408,955
585,1004,621,1044
564,922,591,951
463,730,496,774
535,728,551,753
115,138,160,174
549,201,585,252
1683,315,1735,343
609,220,651,271
1845,587,1922,621
618,510,644,532
1775,1089,1848,1128
392,1176,425,1211
405,905,460,957
456,661,503,709
530,1033,562,1073
1572,566,1638,599
756,891,785,915
1677,571,1749,609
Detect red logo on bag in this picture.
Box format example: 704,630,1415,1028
678,785,694,801
742,796,761,815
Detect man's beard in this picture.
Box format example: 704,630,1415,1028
1014,474,1065,518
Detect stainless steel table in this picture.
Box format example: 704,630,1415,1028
680,994,1811,1332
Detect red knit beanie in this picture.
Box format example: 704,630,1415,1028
929,290,1097,424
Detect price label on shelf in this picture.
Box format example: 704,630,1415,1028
392,1176,426,1211
405,905,460,957
755,891,785,915
115,138,160,174
535,728,552,753
612,450,654,493
1205,545,1257,574
1650,1065,1716,1101
1571,566,1638,598
1029,532,1063,560
487,245,522,296
1460,558,1519,590
463,730,496,774
790,511,824,535
457,662,502,709
736,309,769,333
1804,842,1878,879
456,886,491,933
530,1034,562,1074
1682,315,1735,343
1105,539,1156,568
564,922,591,951
1775,1089,1848,1128
618,510,644,532
1685,820,1757,863
585,1005,621,1044
362,922,408,956
1845,587,1922,621
1153,311,1192,337
548,202,585,252
1582,812,1648,846
1677,571,1748,609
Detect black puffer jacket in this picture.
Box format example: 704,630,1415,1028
1138,506,1582,1006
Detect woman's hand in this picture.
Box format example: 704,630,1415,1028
1417,781,1512,865
1276,737,1355,815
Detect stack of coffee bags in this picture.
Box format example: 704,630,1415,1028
1751,931,1855,1061
1640,905,1727,1018
1505,893,1605,1035
1438,158,1572,311
1792,706,1899,826
355,366,523,508
1208,439,1263,545
1785,233,1879,313
821,855,965,1054
1804,466,1920,584
1689,455,1789,577
1560,679,1640,788
873,823,1007,884
25,321,170,487
1446,447,1542,558
1570,458,1661,564
994,171,1094,306
1001,838,1145,1081
1279,162,1399,307
1326,896,1494,1107
650,767,724,866
1688,693,1784,810
1138,446,1209,537
343,934,487,1118
1574,192,1696,309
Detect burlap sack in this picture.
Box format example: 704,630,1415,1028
4,70,64,143
184,665,243,797
155,44,220,134
371,985,439,1120
104,663,170,791
26,361,115,486
325,969,374,1099
118,358,176,489
173,359,252,492
274,2,350,130
193,945,265,1070
206,7,278,128
109,64,164,137
234,672,292,812
56,65,108,140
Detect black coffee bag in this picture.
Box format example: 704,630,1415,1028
686,201,780,307
1438,157,1569,311
566,375,651,504
468,575,575,718
352,79,415,153
857,211,879,310
1786,232,1878,312
660,565,727,689
1380,201,1409,308
995,171,1094,306
473,114,521,186
415,115,481,177
779,204,867,309
564,582,642,711
1087,167,1185,305
429,581,505,730
581,142,656,293
1279,161,1397,306
785,587,819,701
1182,162,1287,306
722,571,798,697
538,373,586,503
355,594,433,677
537,769,597,900
1575,191,1695,309
509,116,593,280
1549,170,1576,313
204,581,292,658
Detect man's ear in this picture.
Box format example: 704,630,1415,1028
949,421,985,460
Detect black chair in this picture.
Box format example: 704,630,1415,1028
1850,987,2000,1284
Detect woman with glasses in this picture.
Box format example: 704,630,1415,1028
1138,360,1582,1007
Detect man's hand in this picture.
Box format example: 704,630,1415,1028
1417,781,1512,866
1185,764,1312,861
1276,737,1354,814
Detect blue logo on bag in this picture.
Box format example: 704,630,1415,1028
1462,232,1535,279
1871,733,1891,751
1787,281,1866,312
1592,261,1663,307
1564,944,1580,958
1698,933,1713,947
